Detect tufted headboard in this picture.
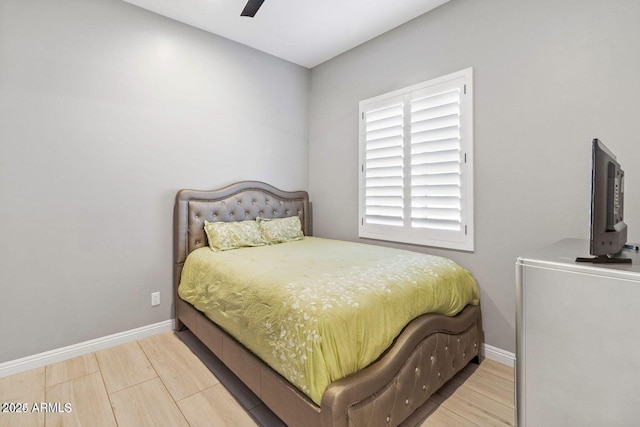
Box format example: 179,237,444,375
173,181,311,313
174,181,310,264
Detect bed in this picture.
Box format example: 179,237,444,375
174,181,483,426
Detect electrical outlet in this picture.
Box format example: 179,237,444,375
151,292,160,307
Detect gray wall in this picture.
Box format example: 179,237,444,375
3,0,639,364
309,0,640,353
0,0,309,363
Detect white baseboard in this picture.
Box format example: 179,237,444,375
0,319,174,379
483,343,515,367
1,320,515,378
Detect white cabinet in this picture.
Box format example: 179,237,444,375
516,238,640,426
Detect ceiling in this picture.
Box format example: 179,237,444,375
122,0,450,69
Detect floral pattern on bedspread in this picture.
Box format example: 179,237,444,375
178,237,479,405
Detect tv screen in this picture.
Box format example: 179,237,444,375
577,139,630,263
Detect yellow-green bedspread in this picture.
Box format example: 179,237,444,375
178,237,479,405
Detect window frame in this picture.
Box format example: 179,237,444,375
358,68,474,252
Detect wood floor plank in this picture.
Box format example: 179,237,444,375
109,378,189,427
45,354,99,387
0,367,45,402
177,383,258,427
458,367,515,407
95,341,157,393
434,381,514,426
0,368,45,427
450,360,514,386
45,371,116,427
138,332,219,401
419,405,477,427
476,359,514,383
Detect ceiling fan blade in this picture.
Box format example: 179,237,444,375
241,0,265,17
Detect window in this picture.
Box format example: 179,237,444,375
358,68,474,251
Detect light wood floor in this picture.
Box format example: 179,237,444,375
0,331,514,426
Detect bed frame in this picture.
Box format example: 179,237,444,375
174,181,483,426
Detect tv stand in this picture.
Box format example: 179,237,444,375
575,254,632,264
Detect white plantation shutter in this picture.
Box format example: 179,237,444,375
363,99,405,226
410,86,462,231
359,68,474,251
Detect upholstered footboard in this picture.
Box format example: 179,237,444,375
321,305,482,427
348,328,478,426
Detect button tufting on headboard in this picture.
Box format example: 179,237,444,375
174,181,311,265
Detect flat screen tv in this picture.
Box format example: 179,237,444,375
576,138,631,264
